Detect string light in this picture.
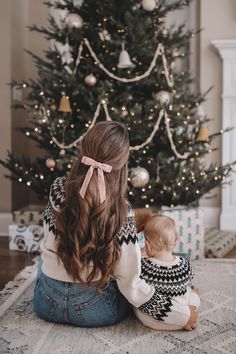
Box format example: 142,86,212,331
19,178,22,182
27,181,31,186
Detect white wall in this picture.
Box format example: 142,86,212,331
199,0,236,208
0,0,48,213
0,1,11,213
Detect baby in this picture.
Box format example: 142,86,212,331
135,215,200,331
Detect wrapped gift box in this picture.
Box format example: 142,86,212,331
12,205,45,226
9,224,43,253
205,227,236,258
158,207,204,260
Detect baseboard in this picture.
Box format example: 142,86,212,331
0,213,13,236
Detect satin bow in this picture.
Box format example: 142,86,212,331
79,156,112,203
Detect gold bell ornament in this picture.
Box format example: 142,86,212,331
58,95,72,112
117,43,135,69
196,127,208,142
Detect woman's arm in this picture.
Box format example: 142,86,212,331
114,211,194,326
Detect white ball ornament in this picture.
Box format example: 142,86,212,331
142,0,157,11
84,74,97,86
130,167,150,188
155,90,171,105
46,158,56,169
66,13,83,29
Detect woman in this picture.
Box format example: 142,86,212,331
33,121,197,329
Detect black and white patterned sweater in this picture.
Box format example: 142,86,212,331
41,177,191,326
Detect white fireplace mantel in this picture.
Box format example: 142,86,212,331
212,40,236,230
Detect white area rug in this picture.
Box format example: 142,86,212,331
0,259,236,354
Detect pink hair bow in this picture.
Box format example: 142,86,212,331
79,156,112,203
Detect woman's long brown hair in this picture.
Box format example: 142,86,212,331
55,121,130,289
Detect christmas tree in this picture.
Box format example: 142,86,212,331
1,0,234,208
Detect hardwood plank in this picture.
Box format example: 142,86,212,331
0,236,35,290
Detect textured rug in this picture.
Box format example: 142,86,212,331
0,259,236,354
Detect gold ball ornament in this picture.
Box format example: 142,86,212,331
162,28,169,37
46,158,56,169
130,167,150,188
60,149,66,156
66,13,83,29
84,74,97,86
155,91,171,105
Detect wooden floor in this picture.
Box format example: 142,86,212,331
0,237,35,290
0,236,236,291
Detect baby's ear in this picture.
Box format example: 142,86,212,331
145,240,153,257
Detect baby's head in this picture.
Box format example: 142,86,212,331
143,215,179,255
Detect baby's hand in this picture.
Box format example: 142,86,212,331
184,305,198,331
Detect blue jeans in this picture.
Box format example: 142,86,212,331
33,257,131,327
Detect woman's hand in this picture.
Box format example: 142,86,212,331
184,305,198,331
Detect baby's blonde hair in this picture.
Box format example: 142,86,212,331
143,215,179,251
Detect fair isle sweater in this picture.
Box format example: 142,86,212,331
41,177,191,326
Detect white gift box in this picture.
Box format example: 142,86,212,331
9,224,43,253
12,205,44,226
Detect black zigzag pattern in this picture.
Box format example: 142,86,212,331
138,289,173,321
141,257,193,297
49,176,66,210
43,202,59,236
117,216,138,246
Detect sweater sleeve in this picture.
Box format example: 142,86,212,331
114,209,191,326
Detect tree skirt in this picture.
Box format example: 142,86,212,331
0,259,236,354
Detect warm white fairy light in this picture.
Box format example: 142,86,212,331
19,178,22,182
